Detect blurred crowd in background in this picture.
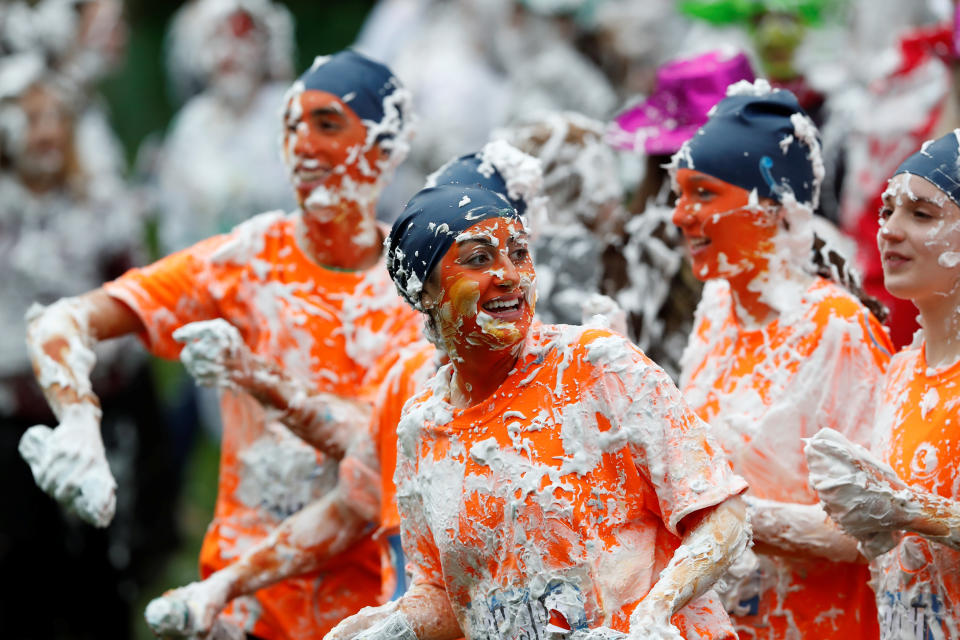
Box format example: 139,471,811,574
0,0,958,637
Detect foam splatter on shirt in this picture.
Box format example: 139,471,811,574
871,342,960,639
104,210,421,639
396,323,746,639
360,341,438,602
680,277,891,639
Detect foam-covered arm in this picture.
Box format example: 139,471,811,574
20,290,143,527
146,484,369,638
324,582,461,640
745,495,862,562
628,496,750,639
173,319,370,458
806,428,960,556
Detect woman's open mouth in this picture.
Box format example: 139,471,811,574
687,236,711,255
481,295,524,319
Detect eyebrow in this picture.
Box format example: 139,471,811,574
688,175,724,188
913,196,944,208
456,235,496,247
311,105,344,118
883,193,944,209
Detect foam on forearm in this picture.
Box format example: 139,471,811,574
745,496,861,562
25,297,100,417
630,498,750,630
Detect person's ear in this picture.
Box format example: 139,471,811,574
420,291,436,310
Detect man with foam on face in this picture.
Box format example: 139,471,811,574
18,50,421,639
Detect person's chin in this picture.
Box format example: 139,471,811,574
690,258,718,281
881,274,920,301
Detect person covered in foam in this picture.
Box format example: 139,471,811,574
19,49,422,640
670,78,893,639
806,130,960,639
603,48,756,380
325,182,750,640
136,140,546,634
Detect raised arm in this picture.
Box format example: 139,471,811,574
806,427,960,557
173,319,370,458
19,288,144,527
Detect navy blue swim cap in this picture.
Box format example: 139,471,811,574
894,131,960,207
386,185,524,309
296,50,405,134
675,86,821,206
427,153,527,216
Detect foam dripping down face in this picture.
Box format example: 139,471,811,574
879,173,960,304
426,217,536,360
672,168,779,281
281,88,385,214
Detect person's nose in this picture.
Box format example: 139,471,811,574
878,209,906,245
497,253,520,288
672,198,698,230
291,124,318,159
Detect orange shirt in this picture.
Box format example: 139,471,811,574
396,323,747,638
103,211,422,640
872,342,960,639
681,277,891,639
353,341,438,603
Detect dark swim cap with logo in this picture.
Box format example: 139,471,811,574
386,184,523,309
297,50,403,130
675,87,820,206
894,130,960,207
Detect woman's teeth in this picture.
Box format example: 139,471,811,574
484,299,520,311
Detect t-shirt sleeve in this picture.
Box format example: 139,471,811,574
583,331,747,535
102,234,230,360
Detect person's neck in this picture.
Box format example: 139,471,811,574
447,341,521,409
727,269,778,328
726,261,814,329
296,200,381,271
917,291,960,369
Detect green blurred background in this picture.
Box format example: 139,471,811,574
101,0,377,166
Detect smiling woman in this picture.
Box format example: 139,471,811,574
322,182,752,640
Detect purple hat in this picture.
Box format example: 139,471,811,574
607,49,755,155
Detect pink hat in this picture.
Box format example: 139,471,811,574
607,49,755,155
